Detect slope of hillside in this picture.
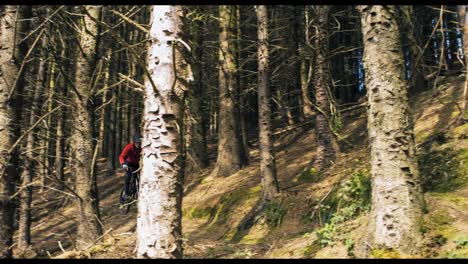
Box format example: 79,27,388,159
15,75,467,259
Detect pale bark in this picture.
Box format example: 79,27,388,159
70,5,103,249
256,5,279,202
358,5,424,256
137,5,191,259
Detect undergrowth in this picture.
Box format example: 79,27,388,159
313,170,371,247
264,202,288,228
418,147,468,192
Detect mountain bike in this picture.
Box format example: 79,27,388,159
119,167,140,214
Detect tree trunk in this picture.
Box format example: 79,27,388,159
70,5,103,249
312,5,338,171
17,28,48,252
0,5,30,258
186,7,208,171
237,6,250,166
137,5,190,259
397,6,427,94
98,48,112,158
40,57,55,192
358,5,424,256
300,6,315,118
214,5,247,177
292,6,304,122
256,5,280,202
55,117,65,184
461,6,468,120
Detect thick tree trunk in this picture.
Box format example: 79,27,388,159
358,5,424,256
70,5,103,249
0,6,17,258
0,5,30,258
137,5,190,259
214,5,247,177
256,5,280,202
312,5,338,171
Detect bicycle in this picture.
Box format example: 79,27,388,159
119,166,140,214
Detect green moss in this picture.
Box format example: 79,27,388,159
183,207,213,219
450,110,461,118
239,233,266,244
428,193,468,207
440,247,468,259
303,241,321,257
294,167,322,183
430,211,455,226
371,249,401,259
208,186,261,227
421,207,460,253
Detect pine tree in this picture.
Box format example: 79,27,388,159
69,5,103,249
358,5,424,255
256,5,279,202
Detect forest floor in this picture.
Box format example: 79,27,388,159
15,75,468,259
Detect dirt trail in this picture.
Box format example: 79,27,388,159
16,76,468,259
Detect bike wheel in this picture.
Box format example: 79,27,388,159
119,186,127,205
133,176,139,200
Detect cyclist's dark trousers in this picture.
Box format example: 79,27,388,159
125,166,139,194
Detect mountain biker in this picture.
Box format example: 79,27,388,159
119,134,142,200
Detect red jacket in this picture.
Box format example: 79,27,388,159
119,143,141,167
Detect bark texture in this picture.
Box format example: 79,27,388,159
256,5,279,202
460,6,468,119
0,5,29,258
300,6,314,118
70,5,103,249
137,5,191,259
312,5,338,171
18,29,48,251
215,5,247,177
358,5,424,256
186,9,208,171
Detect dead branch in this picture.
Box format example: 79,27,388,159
118,73,145,92
110,9,149,33
8,105,61,154
7,29,45,103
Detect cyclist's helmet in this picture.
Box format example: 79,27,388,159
134,134,142,143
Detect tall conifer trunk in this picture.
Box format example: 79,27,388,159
358,5,424,256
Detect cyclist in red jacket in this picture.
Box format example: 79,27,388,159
119,135,142,198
